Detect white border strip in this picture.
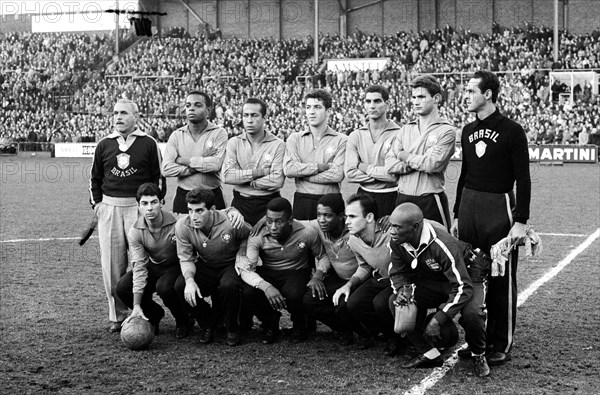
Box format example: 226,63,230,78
0,236,98,243
403,228,600,395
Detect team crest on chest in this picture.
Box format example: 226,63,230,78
206,140,214,149
325,146,336,156
297,241,306,251
425,258,442,271
170,234,177,244
221,233,231,243
263,153,273,163
475,141,487,158
116,153,130,169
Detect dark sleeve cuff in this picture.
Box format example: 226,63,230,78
513,217,528,225
433,310,450,326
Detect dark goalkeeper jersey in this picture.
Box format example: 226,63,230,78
453,109,531,224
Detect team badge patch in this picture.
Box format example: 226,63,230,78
325,146,336,157
475,141,487,158
116,153,130,169
425,258,442,271
297,241,306,251
263,153,273,164
206,140,214,149
221,233,231,243
169,234,177,244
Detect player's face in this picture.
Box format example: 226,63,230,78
138,195,162,221
187,202,212,229
465,78,487,113
345,201,369,236
242,103,265,135
364,92,387,121
411,87,437,116
185,94,209,125
305,98,329,127
113,102,138,135
388,212,416,244
316,204,341,233
266,210,292,240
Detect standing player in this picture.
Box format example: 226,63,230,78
345,85,401,218
174,188,251,346
237,197,327,344
89,99,162,332
116,183,190,338
333,194,402,356
385,75,457,230
163,90,228,214
283,89,347,220
223,97,285,225
451,70,531,366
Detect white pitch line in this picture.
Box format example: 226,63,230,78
404,228,600,395
0,236,98,243
537,232,586,237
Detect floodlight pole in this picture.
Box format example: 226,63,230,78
115,0,120,55
553,0,558,63
314,0,319,65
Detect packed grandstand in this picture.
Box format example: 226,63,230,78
1,23,599,150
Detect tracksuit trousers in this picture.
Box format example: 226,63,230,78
458,187,519,354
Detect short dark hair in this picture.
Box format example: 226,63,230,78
185,187,215,207
244,97,267,117
365,84,389,101
136,182,163,202
317,193,345,215
473,70,501,103
266,197,292,219
346,193,379,220
410,75,443,99
187,90,213,108
304,89,333,109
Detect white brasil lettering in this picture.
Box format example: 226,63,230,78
110,167,139,177
468,128,499,144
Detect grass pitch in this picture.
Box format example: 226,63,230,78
1,157,599,394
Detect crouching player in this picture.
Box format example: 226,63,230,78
174,188,251,346
301,194,362,344
388,203,489,377
237,197,327,344
116,183,190,338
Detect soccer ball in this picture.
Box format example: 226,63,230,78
120,317,154,350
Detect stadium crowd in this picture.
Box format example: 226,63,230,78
1,24,599,148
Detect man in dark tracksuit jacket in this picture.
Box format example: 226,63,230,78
451,70,531,366
388,203,489,377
